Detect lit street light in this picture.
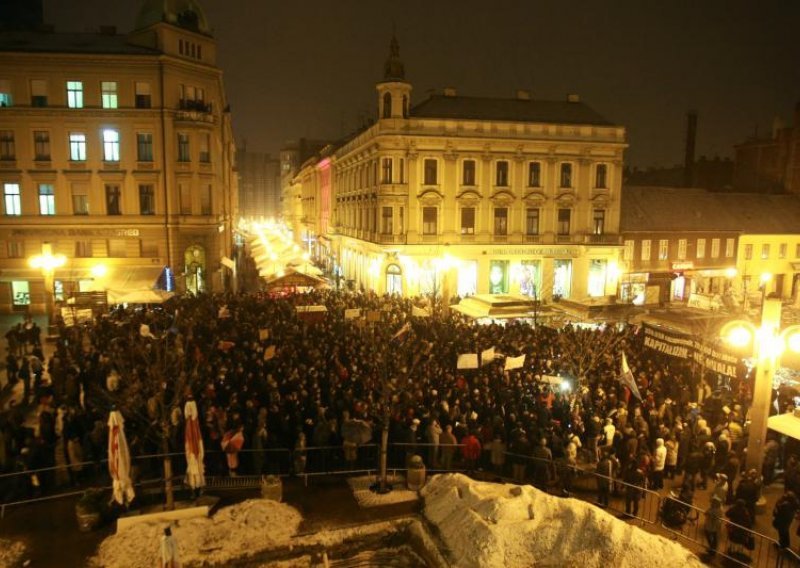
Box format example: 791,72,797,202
28,242,67,327
721,298,800,472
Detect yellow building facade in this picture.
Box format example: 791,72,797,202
290,39,626,302
735,234,800,302
0,0,237,313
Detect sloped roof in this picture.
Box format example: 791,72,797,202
411,94,615,126
0,31,160,55
621,186,800,234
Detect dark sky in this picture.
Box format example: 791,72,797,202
45,0,800,167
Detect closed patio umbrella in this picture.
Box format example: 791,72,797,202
184,400,206,490
108,410,135,506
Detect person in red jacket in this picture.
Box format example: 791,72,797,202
462,431,482,473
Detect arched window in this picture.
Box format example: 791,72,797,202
383,92,392,118
386,264,402,295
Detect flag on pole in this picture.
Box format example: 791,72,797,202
457,353,479,369
504,354,526,371
391,322,411,342
480,347,495,367
619,352,642,400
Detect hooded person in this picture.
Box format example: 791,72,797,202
651,437,667,490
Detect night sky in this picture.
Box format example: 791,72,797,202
44,0,800,167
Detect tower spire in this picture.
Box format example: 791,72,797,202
383,33,405,81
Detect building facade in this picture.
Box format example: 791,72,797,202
0,0,237,313
289,38,627,302
237,146,280,221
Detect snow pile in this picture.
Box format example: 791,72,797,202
93,499,302,568
348,474,419,507
422,474,704,568
0,538,26,567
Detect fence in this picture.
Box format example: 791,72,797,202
2,442,800,568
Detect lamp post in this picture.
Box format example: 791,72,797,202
28,242,66,328
722,297,800,472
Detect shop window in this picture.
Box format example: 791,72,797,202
518,260,541,298
588,259,608,297
386,264,402,295
553,259,572,299
11,281,30,306
489,260,509,294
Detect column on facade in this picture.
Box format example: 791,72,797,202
442,151,458,240
406,150,419,240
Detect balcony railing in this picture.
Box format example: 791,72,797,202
584,233,622,245
524,234,541,244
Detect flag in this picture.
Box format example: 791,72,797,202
457,353,479,369
344,308,361,320
504,354,526,371
258,328,270,341
619,352,642,400
480,347,495,366
391,322,411,342
263,345,276,360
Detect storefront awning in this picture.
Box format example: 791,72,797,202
768,412,800,441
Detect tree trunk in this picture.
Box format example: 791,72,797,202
379,420,389,493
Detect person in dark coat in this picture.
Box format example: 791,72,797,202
531,437,553,489
596,449,618,508
772,491,799,549
723,453,741,504
725,499,754,550
735,469,761,520
623,461,646,518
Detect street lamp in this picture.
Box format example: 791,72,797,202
721,298,800,472
28,242,66,327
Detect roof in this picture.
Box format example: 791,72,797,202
410,94,615,126
136,0,212,35
0,31,160,55
621,186,800,234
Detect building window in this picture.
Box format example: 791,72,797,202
0,79,12,107
592,209,605,235
779,243,787,259
69,133,86,161
526,208,540,235
381,158,393,183
494,207,508,235
461,207,475,235
7,241,24,258
11,281,30,306
462,160,476,185
178,133,190,162
761,243,770,260
66,80,83,108
696,238,706,259
641,239,651,261
422,206,437,235
135,82,151,108
75,241,91,258
33,131,50,160
744,244,753,260
382,92,392,118
381,206,393,234
199,133,210,163
658,239,669,260
137,133,153,162
595,164,608,188
677,239,687,260
38,184,55,215
105,184,121,215
179,183,191,214
398,158,405,183
3,183,21,216
495,161,509,186
557,208,571,235
139,184,155,215
30,79,47,107
102,129,120,162
72,185,89,215
623,239,634,261
423,159,438,185
101,81,118,109
560,163,572,188
710,238,720,258
725,238,735,258
528,162,541,187
200,184,212,215
0,130,14,160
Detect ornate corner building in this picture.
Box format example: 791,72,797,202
287,37,627,302
0,0,237,313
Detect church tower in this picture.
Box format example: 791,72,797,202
376,35,412,120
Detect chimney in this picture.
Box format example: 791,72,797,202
567,94,580,103
683,110,697,188
516,90,531,100
443,87,457,97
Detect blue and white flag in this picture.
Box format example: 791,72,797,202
619,352,642,400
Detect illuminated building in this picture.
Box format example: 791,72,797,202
0,0,237,313
290,37,626,302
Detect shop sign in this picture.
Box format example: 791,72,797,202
671,261,694,270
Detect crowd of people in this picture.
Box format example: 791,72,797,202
1,288,799,557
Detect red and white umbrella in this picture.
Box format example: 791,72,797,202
184,400,205,490
108,410,135,506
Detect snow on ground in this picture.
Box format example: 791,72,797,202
422,473,704,568
0,537,26,567
92,499,302,568
348,474,419,508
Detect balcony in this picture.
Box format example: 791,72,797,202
556,234,575,244
175,100,214,124
493,235,508,243
584,234,622,245
524,234,541,244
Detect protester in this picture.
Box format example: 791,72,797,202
702,497,723,561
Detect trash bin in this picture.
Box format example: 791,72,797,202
261,475,283,502
407,455,426,491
